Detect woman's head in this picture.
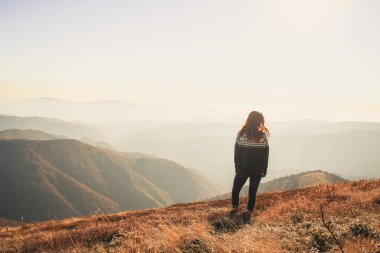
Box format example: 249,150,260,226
240,111,270,140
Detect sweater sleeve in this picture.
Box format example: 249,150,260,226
263,145,269,175
234,141,239,171
234,132,240,171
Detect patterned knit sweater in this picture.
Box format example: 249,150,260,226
234,131,269,176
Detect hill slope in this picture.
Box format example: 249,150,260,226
0,180,378,252
0,128,117,150
255,170,347,193
0,139,221,222
133,158,222,202
213,170,347,200
0,129,66,140
0,115,106,140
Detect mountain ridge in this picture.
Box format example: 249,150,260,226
0,139,221,222
0,129,66,140
212,170,347,201
0,115,106,140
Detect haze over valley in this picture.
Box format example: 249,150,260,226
0,99,380,191
1,104,379,189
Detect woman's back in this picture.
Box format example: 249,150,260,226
231,110,270,220
235,130,269,176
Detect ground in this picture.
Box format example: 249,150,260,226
0,180,379,253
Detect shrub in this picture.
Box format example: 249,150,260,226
350,222,379,239
310,229,332,252
211,217,238,233
373,198,380,207
180,238,212,253
291,212,305,224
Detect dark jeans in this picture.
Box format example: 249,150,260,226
232,171,262,211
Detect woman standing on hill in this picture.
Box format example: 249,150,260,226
231,111,269,222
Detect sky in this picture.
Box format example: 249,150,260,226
0,0,379,121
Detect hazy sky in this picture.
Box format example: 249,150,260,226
1,0,379,121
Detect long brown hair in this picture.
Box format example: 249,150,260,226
240,111,270,141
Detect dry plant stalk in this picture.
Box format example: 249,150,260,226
320,204,345,253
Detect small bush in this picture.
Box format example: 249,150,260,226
291,212,305,224
103,231,124,246
304,223,312,229
211,217,238,233
180,238,212,253
350,223,370,237
373,198,380,207
350,222,379,239
310,229,332,252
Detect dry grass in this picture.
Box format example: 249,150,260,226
0,180,379,253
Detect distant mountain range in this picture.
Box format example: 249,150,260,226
0,97,238,123
0,115,107,141
0,139,222,222
117,123,239,186
117,121,380,187
212,170,347,200
0,128,116,150
0,129,66,140
2,114,379,189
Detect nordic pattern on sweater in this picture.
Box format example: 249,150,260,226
236,132,269,148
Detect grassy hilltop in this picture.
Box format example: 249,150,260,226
0,180,379,252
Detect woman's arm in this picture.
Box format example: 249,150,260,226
234,141,239,172
262,145,269,177
234,132,240,172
